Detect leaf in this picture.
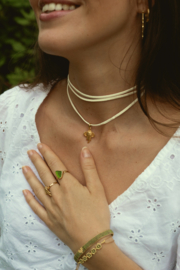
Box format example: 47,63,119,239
7,67,35,86
15,17,31,26
0,0,37,92
0,56,6,67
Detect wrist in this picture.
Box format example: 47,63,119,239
81,241,143,270
73,229,113,264
71,228,111,254
81,240,117,270
78,236,114,262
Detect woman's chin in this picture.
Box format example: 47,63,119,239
38,39,63,57
38,34,77,58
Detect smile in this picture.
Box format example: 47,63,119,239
39,1,80,21
41,3,79,13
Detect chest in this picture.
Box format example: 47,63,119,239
35,105,172,205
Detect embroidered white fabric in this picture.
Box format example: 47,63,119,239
0,85,180,270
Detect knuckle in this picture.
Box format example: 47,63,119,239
51,196,59,206
25,194,32,204
33,186,44,198
46,218,54,229
49,208,58,220
30,204,39,216
61,179,70,190
38,168,48,180
25,172,32,182
61,179,74,193
47,158,59,169
31,153,39,163
84,159,95,171
42,148,49,157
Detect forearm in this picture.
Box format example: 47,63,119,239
82,241,143,270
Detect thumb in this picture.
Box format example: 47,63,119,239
80,147,104,194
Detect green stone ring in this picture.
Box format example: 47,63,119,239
55,170,69,180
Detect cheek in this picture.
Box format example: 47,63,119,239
87,0,133,35
79,3,131,42
37,1,133,56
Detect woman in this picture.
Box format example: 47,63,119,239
0,0,180,269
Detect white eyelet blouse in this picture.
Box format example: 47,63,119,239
0,85,180,270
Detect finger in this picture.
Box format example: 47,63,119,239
22,166,53,208
37,143,67,178
80,147,104,194
36,143,77,188
27,148,62,197
23,189,53,228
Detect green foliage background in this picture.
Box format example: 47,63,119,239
0,0,38,94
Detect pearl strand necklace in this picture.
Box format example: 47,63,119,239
67,75,140,143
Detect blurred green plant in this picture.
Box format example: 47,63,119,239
0,0,38,94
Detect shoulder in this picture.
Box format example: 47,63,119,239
0,85,20,109
0,83,49,101
0,83,50,141
0,84,50,116
0,83,50,163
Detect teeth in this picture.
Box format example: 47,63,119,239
55,4,63,10
42,3,77,13
49,3,56,11
42,4,49,12
62,4,69,10
69,5,76,10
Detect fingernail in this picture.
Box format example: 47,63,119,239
23,190,29,197
82,147,92,158
22,166,29,174
37,143,43,150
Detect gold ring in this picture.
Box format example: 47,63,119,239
55,170,69,181
45,182,59,197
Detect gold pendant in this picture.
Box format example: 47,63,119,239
84,125,95,143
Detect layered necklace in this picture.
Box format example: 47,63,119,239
67,75,139,143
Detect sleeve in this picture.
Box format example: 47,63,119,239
175,234,180,270
0,87,19,178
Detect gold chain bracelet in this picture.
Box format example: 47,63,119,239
75,236,114,270
74,229,114,262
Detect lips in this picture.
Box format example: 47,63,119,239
39,1,81,21
39,0,81,11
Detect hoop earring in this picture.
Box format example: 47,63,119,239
142,12,145,39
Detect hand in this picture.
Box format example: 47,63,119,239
22,143,110,254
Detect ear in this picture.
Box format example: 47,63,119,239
137,0,149,14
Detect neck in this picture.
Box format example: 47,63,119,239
67,42,141,125
56,33,143,130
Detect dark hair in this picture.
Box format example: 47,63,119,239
27,0,180,134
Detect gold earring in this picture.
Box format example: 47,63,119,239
145,9,150,23
142,9,150,39
142,11,145,39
